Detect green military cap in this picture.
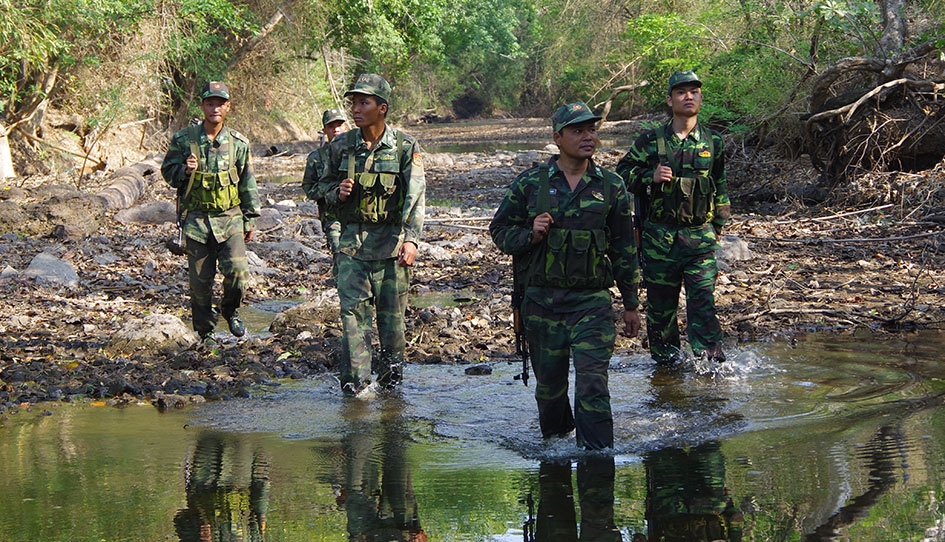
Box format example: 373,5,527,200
344,73,392,104
201,81,230,101
667,70,702,94
551,101,602,133
322,108,346,127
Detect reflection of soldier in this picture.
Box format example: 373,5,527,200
174,432,270,542
645,440,742,541
534,456,621,541
339,399,427,541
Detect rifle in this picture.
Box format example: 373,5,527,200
165,119,203,256
632,184,649,288
511,254,529,386
165,185,187,256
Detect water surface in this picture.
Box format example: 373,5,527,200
3,331,945,540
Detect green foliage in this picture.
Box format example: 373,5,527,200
0,0,151,122
430,0,529,113
321,0,447,76
163,0,259,83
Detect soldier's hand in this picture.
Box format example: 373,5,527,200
531,212,553,244
338,178,355,202
398,241,418,267
244,230,255,242
623,309,641,337
653,164,672,184
184,153,198,176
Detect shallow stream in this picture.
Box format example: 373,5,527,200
4,331,945,540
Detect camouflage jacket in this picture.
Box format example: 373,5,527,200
162,124,260,243
490,156,640,311
616,122,730,255
317,125,425,260
301,143,330,201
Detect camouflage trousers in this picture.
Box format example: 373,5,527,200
645,441,743,540
643,248,722,364
523,300,616,450
186,232,249,336
336,254,409,391
536,457,620,541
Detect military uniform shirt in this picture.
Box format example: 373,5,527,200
490,157,640,311
162,125,260,243
301,143,330,201
318,125,425,260
616,123,731,256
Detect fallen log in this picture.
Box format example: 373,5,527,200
96,153,164,210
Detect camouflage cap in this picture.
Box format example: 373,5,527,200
200,81,230,101
322,108,346,127
667,70,701,94
344,73,392,104
551,101,602,133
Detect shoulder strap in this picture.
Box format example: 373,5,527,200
699,124,716,176
655,125,675,171
396,129,404,165
346,129,358,179
183,125,201,202
537,163,550,215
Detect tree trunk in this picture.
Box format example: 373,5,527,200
0,123,15,179
96,154,165,210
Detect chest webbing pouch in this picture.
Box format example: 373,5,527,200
654,126,716,226
344,129,405,224
530,163,612,289
185,125,241,213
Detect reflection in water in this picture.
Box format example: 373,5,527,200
174,432,270,542
804,425,908,541
645,440,743,541
339,397,427,542
524,455,621,541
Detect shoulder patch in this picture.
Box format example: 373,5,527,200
228,129,249,143
412,152,422,168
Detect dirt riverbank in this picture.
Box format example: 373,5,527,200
1,117,943,414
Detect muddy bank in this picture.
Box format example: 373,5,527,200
1,118,944,414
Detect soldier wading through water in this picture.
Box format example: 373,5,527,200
490,101,641,450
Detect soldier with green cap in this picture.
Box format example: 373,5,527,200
318,74,425,397
490,100,641,450
161,81,260,343
616,70,731,366
302,108,348,259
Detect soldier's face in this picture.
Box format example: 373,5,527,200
201,97,230,123
667,85,702,117
324,120,347,142
350,96,387,128
553,120,599,160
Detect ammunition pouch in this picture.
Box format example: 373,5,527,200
653,174,714,226
531,227,612,289
186,168,241,212
344,169,403,224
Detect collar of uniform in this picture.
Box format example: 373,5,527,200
199,124,230,145
664,121,702,142
548,156,603,181
356,123,394,150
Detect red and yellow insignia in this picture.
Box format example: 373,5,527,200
699,150,711,158
412,152,422,168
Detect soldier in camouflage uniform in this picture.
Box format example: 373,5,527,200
301,108,347,260
318,74,425,397
490,101,641,450
616,70,731,365
161,81,261,343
